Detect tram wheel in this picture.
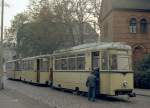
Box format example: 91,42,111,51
73,87,80,95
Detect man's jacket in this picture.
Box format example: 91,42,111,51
86,74,96,88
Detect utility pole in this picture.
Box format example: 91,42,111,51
0,0,4,89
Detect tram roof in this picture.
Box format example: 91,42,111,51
22,54,52,60
6,54,52,63
54,42,131,54
6,59,21,63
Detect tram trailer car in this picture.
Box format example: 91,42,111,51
6,55,53,85
5,59,21,80
21,55,52,85
52,42,135,96
5,61,15,80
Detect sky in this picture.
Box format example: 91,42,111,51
4,0,29,27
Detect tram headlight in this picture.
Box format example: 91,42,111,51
122,80,128,88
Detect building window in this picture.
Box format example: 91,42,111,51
140,19,148,33
129,18,137,33
133,45,145,63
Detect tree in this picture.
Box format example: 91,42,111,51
9,0,98,57
90,0,102,37
72,0,94,44
28,0,54,22
134,54,150,89
4,12,29,48
52,0,76,45
17,22,73,57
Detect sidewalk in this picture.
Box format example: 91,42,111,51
0,90,27,108
0,89,51,108
134,89,150,97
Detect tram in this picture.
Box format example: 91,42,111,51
5,42,135,96
53,42,134,96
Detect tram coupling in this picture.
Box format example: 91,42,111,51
128,92,136,97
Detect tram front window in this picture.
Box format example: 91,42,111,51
109,54,130,71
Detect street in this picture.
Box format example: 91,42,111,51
1,78,150,108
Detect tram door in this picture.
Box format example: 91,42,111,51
92,52,99,69
36,59,40,83
92,52,100,95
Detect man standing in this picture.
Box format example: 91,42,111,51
86,71,96,102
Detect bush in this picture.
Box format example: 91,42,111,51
134,55,150,89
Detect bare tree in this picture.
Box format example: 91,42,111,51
72,0,94,44
52,0,76,45
53,0,95,45
89,0,102,38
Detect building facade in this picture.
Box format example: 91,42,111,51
100,0,150,63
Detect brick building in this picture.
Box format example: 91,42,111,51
100,0,150,63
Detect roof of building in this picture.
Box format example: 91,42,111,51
112,0,150,11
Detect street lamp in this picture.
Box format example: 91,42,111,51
0,0,4,89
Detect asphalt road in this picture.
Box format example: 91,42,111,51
3,79,150,108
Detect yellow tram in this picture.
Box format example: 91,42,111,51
52,42,134,96
5,42,135,96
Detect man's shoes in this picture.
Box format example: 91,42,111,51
91,99,95,102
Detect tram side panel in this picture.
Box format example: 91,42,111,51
38,57,51,85
79,52,92,92
14,61,22,80
53,53,90,91
100,72,110,95
6,62,15,80
21,59,37,83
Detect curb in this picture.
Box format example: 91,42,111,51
136,93,150,97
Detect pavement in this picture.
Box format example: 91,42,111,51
0,88,52,108
134,89,150,97
0,90,27,108
1,79,150,108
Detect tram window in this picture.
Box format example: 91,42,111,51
92,52,99,69
22,61,25,71
117,55,130,71
55,59,61,70
77,54,85,56
109,54,130,71
43,60,49,71
23,61,25,70
24,61,28,71
101,52,108,70
16,61,22,71
28,60,34,71
109,55,118,70
77,57,85,70
39,59,49,72
61,59,68,70
6,62,14,71
68,58,76,70
25,61,29,71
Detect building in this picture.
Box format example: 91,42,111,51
100,0,150,63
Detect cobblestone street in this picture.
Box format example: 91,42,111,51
1,78,150,108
